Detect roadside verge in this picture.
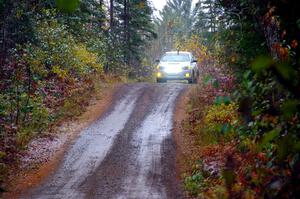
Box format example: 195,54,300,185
173,85,202,198
3,81,122,198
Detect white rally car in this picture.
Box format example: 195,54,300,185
156,51,199,83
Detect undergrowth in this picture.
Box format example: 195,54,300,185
183,57,300,198
0,73,125,193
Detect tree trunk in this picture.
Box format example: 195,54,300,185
110,0,114,31
0,0,14,65
124,0,130,64
99,0,104,28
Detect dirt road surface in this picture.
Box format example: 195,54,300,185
22,83,187,199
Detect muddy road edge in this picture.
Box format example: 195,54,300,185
173,85,194,199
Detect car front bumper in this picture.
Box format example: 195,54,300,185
156,70,192,80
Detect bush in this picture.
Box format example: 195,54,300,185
184,171,205,197
24,10,103,81
204,103,238,127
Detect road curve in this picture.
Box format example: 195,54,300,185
24,83,187,199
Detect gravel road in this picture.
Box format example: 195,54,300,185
24,83,187,199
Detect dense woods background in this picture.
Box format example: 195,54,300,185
1,0,300,198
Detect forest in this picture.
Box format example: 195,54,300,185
0,0,156,193
1,0,300,198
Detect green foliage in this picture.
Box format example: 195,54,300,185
203,74,213,84
203,102,239,142
258,129,280,151
184,171,205,196
111,0,156,73
23,11,103,79
16,100,49,147
153,0,193,54
213,96,231,105
193,0,218,47
222,169,235,188
56,0,80,12
182,0,300,197
281,100,299,119
251,56,274,73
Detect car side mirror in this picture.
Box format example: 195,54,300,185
192,59,198,63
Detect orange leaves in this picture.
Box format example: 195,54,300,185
272,43,289,60
263,6,280,28
175,35,210,66
231,55,237,63
261,114,278,125
291,40,298,49
201,144,224,158
257,152,267,162
196,134,282,198
278,47,289,60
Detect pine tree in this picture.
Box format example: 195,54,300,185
193,0,220,46
157,0,193,51
112,0,156,67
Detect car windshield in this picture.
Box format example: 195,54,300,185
161,53,190,62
